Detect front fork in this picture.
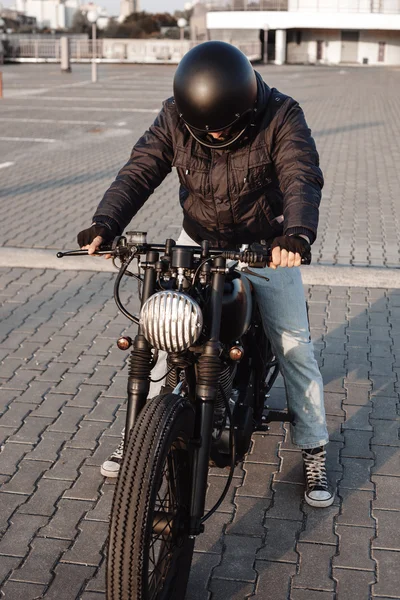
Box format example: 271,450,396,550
124,251,158,437
189,256,226,536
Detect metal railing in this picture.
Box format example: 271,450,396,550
4,38,262,63
206,0,400,11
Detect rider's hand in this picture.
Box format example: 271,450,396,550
270,235,310,269
77,224,114,258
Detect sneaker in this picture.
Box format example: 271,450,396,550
100,429,125,478
302,446,335,508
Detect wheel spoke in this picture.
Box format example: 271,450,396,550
146,441,189,597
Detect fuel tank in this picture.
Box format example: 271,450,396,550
219,275,253,343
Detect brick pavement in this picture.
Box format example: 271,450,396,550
0,63,400,600
1,268,399,599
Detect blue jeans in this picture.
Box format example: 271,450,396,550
149,230,329,450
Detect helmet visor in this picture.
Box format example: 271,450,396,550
186,109,254,149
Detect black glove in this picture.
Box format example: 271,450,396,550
271,235,311,257
77,223,115,248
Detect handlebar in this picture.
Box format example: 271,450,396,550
56,238,311,266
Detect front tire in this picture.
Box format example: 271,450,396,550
107,393,195,600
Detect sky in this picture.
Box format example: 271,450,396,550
1,0,186,17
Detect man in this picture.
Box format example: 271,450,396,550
78,41,334,508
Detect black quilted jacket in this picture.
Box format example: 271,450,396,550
94,73,323,248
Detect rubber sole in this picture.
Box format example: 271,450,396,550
304,492,335,508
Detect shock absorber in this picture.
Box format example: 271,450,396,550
126,334,153,433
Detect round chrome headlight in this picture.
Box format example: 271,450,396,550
140,291,203,353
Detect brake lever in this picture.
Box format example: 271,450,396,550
56,249,114,258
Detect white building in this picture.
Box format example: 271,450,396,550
119,0,139,22
15,0,80,29
202,0,400,65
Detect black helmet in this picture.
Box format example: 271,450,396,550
173,41,258,148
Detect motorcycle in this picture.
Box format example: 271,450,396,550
57,232,310,600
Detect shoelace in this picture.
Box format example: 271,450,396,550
303,450,328,489
110,438,125,460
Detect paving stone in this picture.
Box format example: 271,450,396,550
2,369,38,390
212,535,259,582
334,525,375,570
275,450,304,484
0,555,23,585
85,338,115,357
186,552,219,600
39,499,93,540
205,476,240,514
343,405,372,431
0,402,35,428
265,482,303,521
254,561,296,599
209,578,254,600
226,496,270,538
84,560,106,593
101,376,127,398
340,457,374,490
85,483,115,523
10,537,70,584
247,433,281,464
372,474,400,510
61,519,108,566
36,361,70,382
67,385,106,408
0,358,26,380
26,431,72,462
85,366,117,387
326,415,344,442
373,549,400,597
371,420,400,446
32,393,70,418
371,376,398,397
44,447,91,481
291,591,334,600
370,396,400,420
43,563,97,600
7,415,52,445
85,397,121,423
0,439,35,475
293,542,335,591
372,509,400,550
0,580,46,599
299,505,339,545
336,489,374,527
69,356,102,375
323,393,345,417
19,478,72,516
257,518,301,563
236,463,275,499
63,466,102,502
2,459,49,494
0,513,48,557
332,568,375,600
66,420,107,450
13,381,52,404
52,374,87,395
48,406,90,434
371,445,400,476
341,430,373,459
343,384,371,406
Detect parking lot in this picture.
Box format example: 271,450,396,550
0,62,400,599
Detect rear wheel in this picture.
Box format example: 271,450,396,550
107,393,195,600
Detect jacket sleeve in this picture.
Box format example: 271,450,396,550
271,100,323,243
93,100,175,233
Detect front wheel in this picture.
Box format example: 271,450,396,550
107,393,195,600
